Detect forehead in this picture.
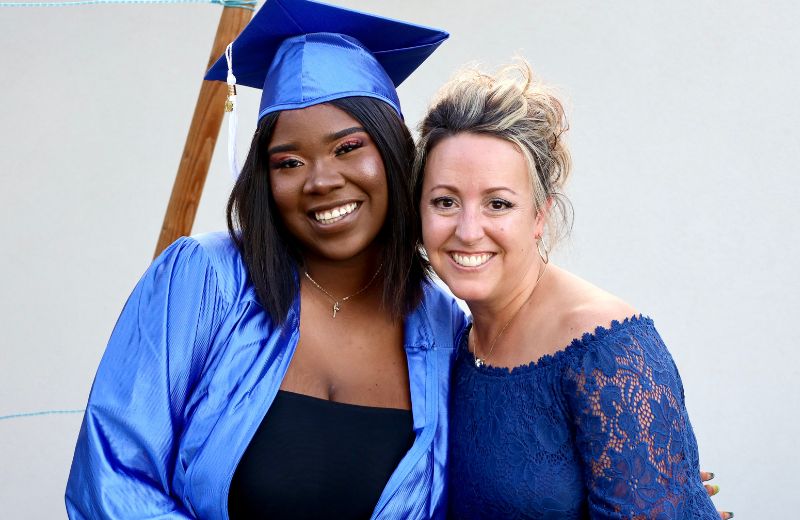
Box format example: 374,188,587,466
425,133,530,191
270,103,362,143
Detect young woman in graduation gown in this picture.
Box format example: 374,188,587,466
64,1,466,518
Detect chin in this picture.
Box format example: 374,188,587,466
312,235,380,262
438,277,495,304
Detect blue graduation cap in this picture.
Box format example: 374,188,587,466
205,0,449,121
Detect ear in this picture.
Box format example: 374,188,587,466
534,196,553,239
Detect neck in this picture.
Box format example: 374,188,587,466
302,245,384,299
468,260,549,351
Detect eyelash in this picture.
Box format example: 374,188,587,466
431,197,515,211
489,198,514,210
270,138,364,169
272,158,303,169
335,139,363,155
432,196,457,209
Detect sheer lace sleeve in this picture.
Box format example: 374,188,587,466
563,317,718,519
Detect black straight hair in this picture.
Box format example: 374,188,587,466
227,96,425,324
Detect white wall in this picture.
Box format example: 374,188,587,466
1,1,797,517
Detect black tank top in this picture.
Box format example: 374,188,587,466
228,390,415,520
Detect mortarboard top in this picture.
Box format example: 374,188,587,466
205,0,449,121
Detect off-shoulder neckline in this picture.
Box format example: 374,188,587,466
462,314,654,378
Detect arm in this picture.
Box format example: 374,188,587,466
563,318,719,519
65,238,228,519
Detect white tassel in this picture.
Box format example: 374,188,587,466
225,43,240,179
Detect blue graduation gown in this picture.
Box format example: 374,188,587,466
65,232,467,520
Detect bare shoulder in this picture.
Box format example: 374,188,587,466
564,297,638,337
550,268,639,341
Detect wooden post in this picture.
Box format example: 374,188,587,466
154,6,253,258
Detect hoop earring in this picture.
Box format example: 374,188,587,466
536,237,549,265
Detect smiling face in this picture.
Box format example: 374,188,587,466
268,103,389,263
420,132,546,306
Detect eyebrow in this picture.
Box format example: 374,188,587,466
428,184,518,196
267,126,366,156
330,126,366,140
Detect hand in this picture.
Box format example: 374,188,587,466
700,471,733,519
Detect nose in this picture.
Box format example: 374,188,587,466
303,160,346,195
454,206,484,245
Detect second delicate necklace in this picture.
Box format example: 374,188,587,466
304,263,383,318
472,263,549,368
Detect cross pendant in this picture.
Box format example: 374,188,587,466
332,301,340,318
474,357,485,368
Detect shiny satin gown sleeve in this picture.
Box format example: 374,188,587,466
562,318,718,519
65,237,230,519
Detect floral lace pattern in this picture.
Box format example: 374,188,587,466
448,317,718,519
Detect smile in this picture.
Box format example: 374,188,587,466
451,252,494,268
313,202,359,224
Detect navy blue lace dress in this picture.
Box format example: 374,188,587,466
448,316,718,519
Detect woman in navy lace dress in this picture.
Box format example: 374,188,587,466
414,61,730,519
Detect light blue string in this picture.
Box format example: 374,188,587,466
0,0,254,423
0,0,255,9
0,0,254,417
0,409,85,421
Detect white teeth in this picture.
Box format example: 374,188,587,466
314,202,358,224
451,253,493,267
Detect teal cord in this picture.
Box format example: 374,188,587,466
0,0,255,420
213,0,256,8
0,0,255,9
0,409,85,421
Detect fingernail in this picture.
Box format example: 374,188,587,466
710,484,720,495
725,513,734,519
707,472,715,480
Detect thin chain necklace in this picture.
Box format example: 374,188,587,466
304,263,384,318
472,263,548,368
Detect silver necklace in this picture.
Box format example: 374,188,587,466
304,263,383,318
472,263,548,367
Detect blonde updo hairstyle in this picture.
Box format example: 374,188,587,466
414,59,573,248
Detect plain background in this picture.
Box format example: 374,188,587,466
1,1,798,517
